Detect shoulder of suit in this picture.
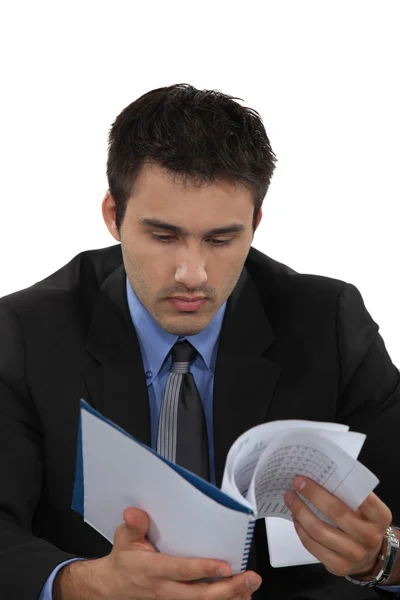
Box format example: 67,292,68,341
247,246,350,302
0,244,123,315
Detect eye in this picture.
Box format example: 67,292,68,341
150,234,233,246
209,239,232,246
151,234,176,243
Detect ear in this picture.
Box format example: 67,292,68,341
102,190,121,242
255,208,263,231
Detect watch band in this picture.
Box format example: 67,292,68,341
345,526,399,587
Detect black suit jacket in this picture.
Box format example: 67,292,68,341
0,244,399,599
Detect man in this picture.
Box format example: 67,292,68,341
0,83,399,599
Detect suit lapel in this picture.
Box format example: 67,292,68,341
213,267,280,487
83,264,151,446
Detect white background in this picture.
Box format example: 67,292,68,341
0,1,399,363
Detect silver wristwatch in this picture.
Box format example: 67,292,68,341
345,526,399,587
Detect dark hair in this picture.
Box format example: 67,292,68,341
107,83,277,231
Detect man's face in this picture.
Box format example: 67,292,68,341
103,162,262,336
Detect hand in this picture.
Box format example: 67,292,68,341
57,506,262,600
284,476,393,578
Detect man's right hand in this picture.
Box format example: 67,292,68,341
54,507,262,600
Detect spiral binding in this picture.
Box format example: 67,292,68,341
241,518,256,571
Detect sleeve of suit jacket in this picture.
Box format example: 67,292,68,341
335,283,400,597
0,302,79,598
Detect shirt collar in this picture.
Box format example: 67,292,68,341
126,277,227,381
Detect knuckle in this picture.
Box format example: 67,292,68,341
177,563,193,581
347,545,366,564
308,521,321,540
360,493,375,512
364,529,384,550
314,526,332,547
293,521,307,544
322,496,348,526
205,560,218,577
229,578,244,597
331,503,348,524
293,518,302,533
384,507,393,527
236,578,250,595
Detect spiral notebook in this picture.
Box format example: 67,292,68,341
72,399,378,573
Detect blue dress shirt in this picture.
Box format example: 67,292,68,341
39,278,400,598
125,276,227,485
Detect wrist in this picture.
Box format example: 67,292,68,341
53,557,108,600
346,526,400,588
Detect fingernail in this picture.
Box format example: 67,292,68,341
293,476,307,491
246,576,261,590
284,490,295,505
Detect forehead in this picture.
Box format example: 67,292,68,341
128,162,253,216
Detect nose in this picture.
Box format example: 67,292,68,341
174,247,208,290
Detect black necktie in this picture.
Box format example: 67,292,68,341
156,341,210,480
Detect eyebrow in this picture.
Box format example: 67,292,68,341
138,217,246,236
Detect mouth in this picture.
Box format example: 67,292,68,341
168,297,208,312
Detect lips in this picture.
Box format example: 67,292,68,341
168,297,207,312
170,296,206,302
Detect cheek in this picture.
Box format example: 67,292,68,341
136,259,174,296
209,255,247,289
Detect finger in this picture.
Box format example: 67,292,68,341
292,517,351,577
290,477,388,544
285,489,376,563
358,492,392,527
205,571,261,600
151,570,261,600
147,552,233,582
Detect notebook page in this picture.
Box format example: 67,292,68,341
246,430,378,520
221,420,349,504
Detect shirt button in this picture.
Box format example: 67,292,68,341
145,370,153,379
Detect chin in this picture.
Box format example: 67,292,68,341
161,316,209,337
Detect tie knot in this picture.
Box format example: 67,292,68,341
170,341,197,373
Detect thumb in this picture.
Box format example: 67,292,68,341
123,506,150,536
113,506,154,551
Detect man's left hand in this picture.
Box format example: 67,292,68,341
284,476,393,578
